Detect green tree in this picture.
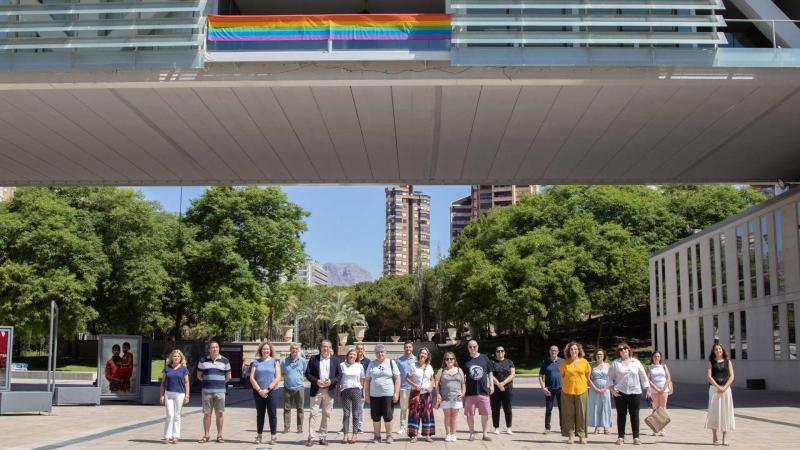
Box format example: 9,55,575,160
0,188,108,344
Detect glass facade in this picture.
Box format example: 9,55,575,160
710,238,718,307
654,262,660,317
729,312,736,360
688,247,695,311
760,215,771,297
774,305,781,360
661,258,667,316
748,220,756,299
664,322,669,360
676,252,682,313
696,243,703,309
790,303,797,361
720,233,728,304
699,316,706,360
736,225,745,302
674,321,680,362
682,319,688,360
775,210,785,294
740,311,747,360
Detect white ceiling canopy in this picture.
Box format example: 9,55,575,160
0,63,798,186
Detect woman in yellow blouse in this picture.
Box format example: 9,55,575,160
559,341,591,445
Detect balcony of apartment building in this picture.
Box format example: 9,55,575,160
206,0,450,62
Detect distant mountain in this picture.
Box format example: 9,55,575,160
323,262,373,287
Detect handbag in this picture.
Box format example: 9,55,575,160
665,381,674,395
409,363,428,400
644,406,671,434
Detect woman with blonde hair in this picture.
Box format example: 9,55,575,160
435,351,465,442
559,342,591,445
338,348,366,444
160,349,190,444
250,341,282,445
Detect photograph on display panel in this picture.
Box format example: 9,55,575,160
0,326,12,391
97,335,142,399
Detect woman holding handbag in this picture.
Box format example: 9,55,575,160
406,348,436,442
646,351,672,436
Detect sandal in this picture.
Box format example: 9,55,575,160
198,436,210,443
216,436,225,443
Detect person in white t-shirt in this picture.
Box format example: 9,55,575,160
337,348,366,444
406,348,436,442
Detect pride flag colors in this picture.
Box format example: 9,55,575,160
207,14,451,42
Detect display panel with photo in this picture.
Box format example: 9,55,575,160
0,326,12,391
97,335,142,399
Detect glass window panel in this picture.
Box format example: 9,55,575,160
674,321,680,362
696,243,703,309
654,262,660,316
739,311,747,360
720,234,728,304
710,238,717,307
664,322,669,360
789,303,796,360
699,317,706,360
682,319,688,360
748,220,756,299
653,323,658,356
773,305,781,360
760,215,771,297
713,315,719,344
775,210,785,294
729,312,736,360
675,252,682,313
661,258,667,316
736,226,745,301
687,247,694,310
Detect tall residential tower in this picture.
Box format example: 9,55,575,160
384,185,431,275
450,185,539,242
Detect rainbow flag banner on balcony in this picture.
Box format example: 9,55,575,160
207,14,451,41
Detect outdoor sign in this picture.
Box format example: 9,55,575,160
97,335,142,400
0,326,12,391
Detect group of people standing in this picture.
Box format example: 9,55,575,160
157,339,736,447
538,341,736,446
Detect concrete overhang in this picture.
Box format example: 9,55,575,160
0,62,799,186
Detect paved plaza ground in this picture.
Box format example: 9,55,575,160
3,377,799,449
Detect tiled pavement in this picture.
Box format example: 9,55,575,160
4,378,798,449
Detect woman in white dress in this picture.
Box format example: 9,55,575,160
705,344,735,446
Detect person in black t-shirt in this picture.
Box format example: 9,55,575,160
461,340,496,442
491,346,516,435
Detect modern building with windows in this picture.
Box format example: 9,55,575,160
295,258,329,287
650,188,800,391
384,185,431,275
0,187,15,202
450,185,538,242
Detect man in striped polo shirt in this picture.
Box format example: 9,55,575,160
197,341,232,443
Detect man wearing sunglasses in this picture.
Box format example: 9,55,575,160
462,340,496,441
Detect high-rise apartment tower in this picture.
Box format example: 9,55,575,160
450,185,538,242
384,185,431,275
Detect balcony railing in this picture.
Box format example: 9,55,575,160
0,0,206,70
205,13,451,62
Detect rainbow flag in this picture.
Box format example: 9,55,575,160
207,14,451,41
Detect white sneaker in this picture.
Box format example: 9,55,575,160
445,435,453,442
494,428,500,435
452,434,458,442
506,429,513,435
396,427,405,436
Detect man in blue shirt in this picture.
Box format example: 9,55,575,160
282,343,307,433
396,341,417,435
538,345,563,434
197,341,231,443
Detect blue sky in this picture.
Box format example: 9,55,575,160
138,185,470,279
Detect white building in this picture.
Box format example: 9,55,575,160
295,259,329,287
650,188,800,391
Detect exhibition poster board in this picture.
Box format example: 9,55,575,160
97,335,142,400
0,326,12,391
